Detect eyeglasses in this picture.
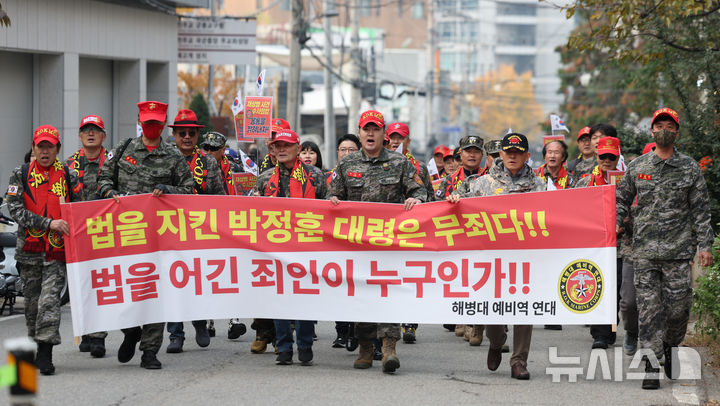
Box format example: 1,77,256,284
598,153,618,161
178,131,198,138
80,126,102,134
338,147,358,153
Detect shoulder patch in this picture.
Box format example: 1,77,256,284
7,185,18,196
637,173,652,181
125,156,138,166
348,172,363,178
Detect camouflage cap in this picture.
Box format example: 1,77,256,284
484,140,502,155
201,131,227,150
459,135,484,151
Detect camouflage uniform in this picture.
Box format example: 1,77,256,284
6,163,79,345
253,162,328,198
435,167,485,200
404,151,435,201
97,136,194,353
568,156,597,186
66,148,109,340
454,162,544,368
329,147,426,340
616,149,713,357
619,208,638,341
185,147,225,195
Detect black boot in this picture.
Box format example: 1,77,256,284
35,343,55,375
140,350,162,369
642,356,660,390
78,335,91,352
118,328,142,363
90,337,106,358
663,342,678,379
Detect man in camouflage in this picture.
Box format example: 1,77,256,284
253,129,327,366
567,126,594,185
164,109,225,354
97,101,194,370
436,135,486,200
6,125,79,375
449,133,544,380
484,139,502,172
386,122,435,201
329,110,427,374
65,114,110,357
200,131,237,196
616,107,713,389
258,118,291,173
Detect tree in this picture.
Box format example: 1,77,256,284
178,65,244,117
555,0,720,226
189,93,213,132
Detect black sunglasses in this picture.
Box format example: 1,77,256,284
598,153,618,161
178,130,198,138
202,145,222,152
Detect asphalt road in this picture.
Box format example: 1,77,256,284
0,302,714,406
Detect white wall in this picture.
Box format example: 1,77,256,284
0,51,33,195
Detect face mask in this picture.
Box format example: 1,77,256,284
652,129,677,148
141,122,165,140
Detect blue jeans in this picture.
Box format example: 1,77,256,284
274,320,314,353
167,320,206,340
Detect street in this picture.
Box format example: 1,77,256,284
0,301,714,406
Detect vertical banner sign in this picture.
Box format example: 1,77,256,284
178,18,257,65
232,173,258,195
243,96,273,139
62,187,618,336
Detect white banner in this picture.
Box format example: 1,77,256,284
178,18,257,65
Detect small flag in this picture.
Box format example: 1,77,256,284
427,157,439,178
238,148,258,176
256,69,266,95
231,88,243,117
550,115,570,132
395,142,403,153
136,123,143,138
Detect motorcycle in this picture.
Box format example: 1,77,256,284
0,202,69,316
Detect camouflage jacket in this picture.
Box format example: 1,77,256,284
65,148,107,201
6,162,79,264
453,162,545,197
328,148,427,203
435,167,485,200
569,156,597,186
405,151,435,201
616,149,713,260
97,137,194,197
572,166,623,257
618,207,634,259
253,160,328,199
184,147,226,195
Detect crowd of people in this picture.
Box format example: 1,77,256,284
3,101,714,390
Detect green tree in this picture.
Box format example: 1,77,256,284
554,0,720,226
188,93,213,133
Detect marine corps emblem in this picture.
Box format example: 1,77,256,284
558,260,603,313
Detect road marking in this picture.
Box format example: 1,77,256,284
673,348,702,405
673,385,699,405
0,314,24,323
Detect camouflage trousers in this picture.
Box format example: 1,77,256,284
121,324,165,353
634,259,692,358
355,322,401,341
17,261,66,345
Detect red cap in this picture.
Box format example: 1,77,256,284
386,122,409,138
137,101,168,123
33,125,60,146
271,118,291,133
597,137,621,156
642,142,657,155
358,110,385,129
434,145,448,155
577,126,591,140
80,115,105,130
442,148,454,159
169,109,204,128
270,130,300,145
652,107,679,127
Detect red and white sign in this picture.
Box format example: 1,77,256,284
61,187,617,335
242,96,273,139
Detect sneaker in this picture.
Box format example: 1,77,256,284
402,326,416,344
373,344,383,361
332,334,347,348
623,335,637,356
276,351,293,365
443,324,456,332
208,320,216,337
195,323,210,348
79,335,91,352
140,350,162,369
228,321,247,340
89,337,106,358
298,348,313,366
501,344,510,353
118,329,142,363
166,337,184,353
346,336,359,352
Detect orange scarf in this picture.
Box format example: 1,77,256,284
404,151,421,174
219,155,236,195
66,148,107,197
445,167,484,196
588,165,607,186
265,159,317,198
535,164,569,189
186,147,209,194
23,159,67,262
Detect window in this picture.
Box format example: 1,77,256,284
281,0,290,11
440,52,458,71
360,0,371,17
496,24,536,46
412,0,424,19
437,0,455,13
438,22,455,40
497,2,537,16
460,21,478,41
496,55,535,74
461,0,479,10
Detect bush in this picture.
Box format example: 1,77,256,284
693,229,720,339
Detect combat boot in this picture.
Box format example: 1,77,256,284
140,350,162,370
250,336,268,354
78,335,91,352
663,342,678,379
642,356,660,390
454,324,465,337
89,337,106,358
463,325,471,341
402,324,416,344
35,343,55,375
228,319,247,340
381,337,400,373
353,340,373,369
469,325,484,346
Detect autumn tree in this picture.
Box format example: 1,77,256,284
178,65,244,118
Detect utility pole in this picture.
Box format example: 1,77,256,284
347,0,361,133
323,0,337,167
426,0,435,145
207,0,217,115
287,0,303,131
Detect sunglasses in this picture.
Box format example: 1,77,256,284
202,145,222,152
598,153,618,161
178,131,198,138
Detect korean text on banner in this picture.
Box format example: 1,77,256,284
243,96,273,139
61,186,617,336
